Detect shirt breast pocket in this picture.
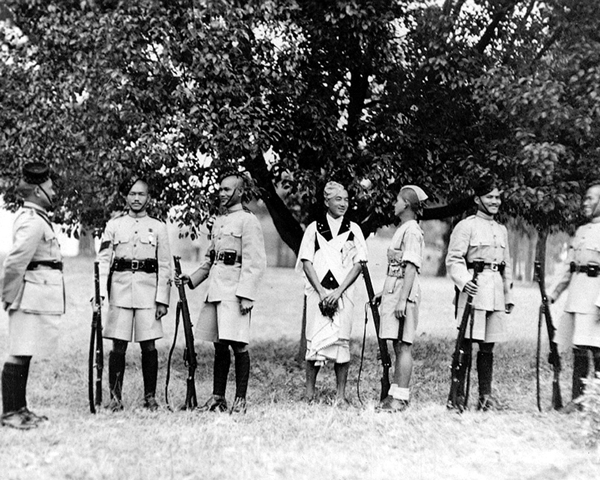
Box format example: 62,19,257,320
43,230,60,254
583,243,600,263
219,230,242,252
114,232,131,245
139,230,157,247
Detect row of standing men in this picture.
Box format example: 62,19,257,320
1,163,599,429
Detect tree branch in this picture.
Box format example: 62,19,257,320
244,153,304,255
475,1,518,55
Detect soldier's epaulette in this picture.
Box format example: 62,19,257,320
148,214,167,224
242,206,255,215
110,211,127,220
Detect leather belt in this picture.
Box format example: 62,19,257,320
111,258,158,273
213,250,242,265
27,260,63,271
570,262,600,277
466,261,505,274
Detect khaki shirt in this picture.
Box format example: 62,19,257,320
189,205,266,302
549,221,600,314
446,211,513,311
97,212,171,308
1,202,65,314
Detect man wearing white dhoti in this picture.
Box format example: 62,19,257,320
297,181,368,405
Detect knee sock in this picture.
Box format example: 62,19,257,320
572,347,589,399
213,344,230,397
234,351,250,399
591,347,600,375
109,351,126,400
141,349,158,398
477,351,494,397
2,361,29,414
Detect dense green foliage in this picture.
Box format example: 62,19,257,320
2,0,600,244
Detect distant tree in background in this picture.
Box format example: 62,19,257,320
1,0,599,256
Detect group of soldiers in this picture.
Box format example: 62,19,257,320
2,163,600,429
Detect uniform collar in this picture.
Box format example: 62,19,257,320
23,200,48,214
226,203,244,214
128,210,148,219
475,210,495,221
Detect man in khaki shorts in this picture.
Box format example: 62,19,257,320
178,172,266,414
97,175,171,411
1,162,63,429
446,176,514,411
549,183,600,412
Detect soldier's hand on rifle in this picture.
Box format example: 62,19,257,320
463,280,478,296
373,291,382,306
239,297,254,315
156,303,168,320
505,303,514,314
174,273,190,288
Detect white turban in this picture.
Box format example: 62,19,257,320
324,181,347,200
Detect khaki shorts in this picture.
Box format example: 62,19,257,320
380,299,418,343
455,308,506,343
103,306,163,342
8,310,61,357
379,276,419,343
195,300,251,344
556,312,600,348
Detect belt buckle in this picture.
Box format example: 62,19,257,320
131,259,140,271
489,263,499,272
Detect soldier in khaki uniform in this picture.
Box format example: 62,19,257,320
1,163,63,430
178,173,266,414
549,184,600,412
97,175,171,411
446,176,514,411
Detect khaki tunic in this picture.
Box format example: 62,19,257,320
97,213,172,308
549,221,600,347
446,211,513,342
97,212,172,342
1,202,64,356
189,205,266,343
379,220,423,342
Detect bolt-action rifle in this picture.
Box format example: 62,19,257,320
360,261,392,402
447,260,484,412
165,256,198,410
88,261,104,414
534,232,563,411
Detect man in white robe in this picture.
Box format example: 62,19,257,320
297,182,368,404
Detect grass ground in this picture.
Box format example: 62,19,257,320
0,255,599,480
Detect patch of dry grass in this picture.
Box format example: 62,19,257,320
0,256,599,480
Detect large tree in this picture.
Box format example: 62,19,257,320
1,0,599,249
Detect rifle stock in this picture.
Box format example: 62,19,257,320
166,256,198,410
88,261,104,414
447,261,483,412
534,257,563,411
360,261,392,402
